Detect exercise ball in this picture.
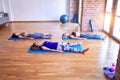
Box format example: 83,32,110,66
60,15,69,24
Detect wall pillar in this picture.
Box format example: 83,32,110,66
115,45,120,80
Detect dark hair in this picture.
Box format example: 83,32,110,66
71,32,76,37
30,43,42,50
11,33,19,38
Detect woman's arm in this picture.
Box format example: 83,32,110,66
41,46,63,53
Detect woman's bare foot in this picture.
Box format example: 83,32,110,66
81,48,89,54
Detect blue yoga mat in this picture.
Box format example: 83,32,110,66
62,37,85,40
8,36,51,40
28,45,83,53
62,33,106,40
62,36,105,40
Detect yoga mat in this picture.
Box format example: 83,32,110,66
28,44,83,53
89,19,94,32
8,36,51,40
62,37,87,40
62,36,105,40
62,33,106,40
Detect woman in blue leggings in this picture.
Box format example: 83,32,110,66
11,32,51,39
30,41,89,53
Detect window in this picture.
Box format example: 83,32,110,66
113,0,120,40
104,0,120,42
104,0,113,32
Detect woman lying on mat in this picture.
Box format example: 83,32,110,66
62,32,106,40
30,41,89,53
62,32,87,40
11,32,51,39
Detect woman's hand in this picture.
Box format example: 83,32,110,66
29,37,34,39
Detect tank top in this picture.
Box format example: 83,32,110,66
42,41,58,49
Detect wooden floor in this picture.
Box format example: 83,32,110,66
0,22,119,80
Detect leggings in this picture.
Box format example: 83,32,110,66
80,33,105,39
57,42,83,52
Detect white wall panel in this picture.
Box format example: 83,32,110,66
8,0,67,21
0,0,3,11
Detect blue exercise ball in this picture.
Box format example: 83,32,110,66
60,15,69,24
